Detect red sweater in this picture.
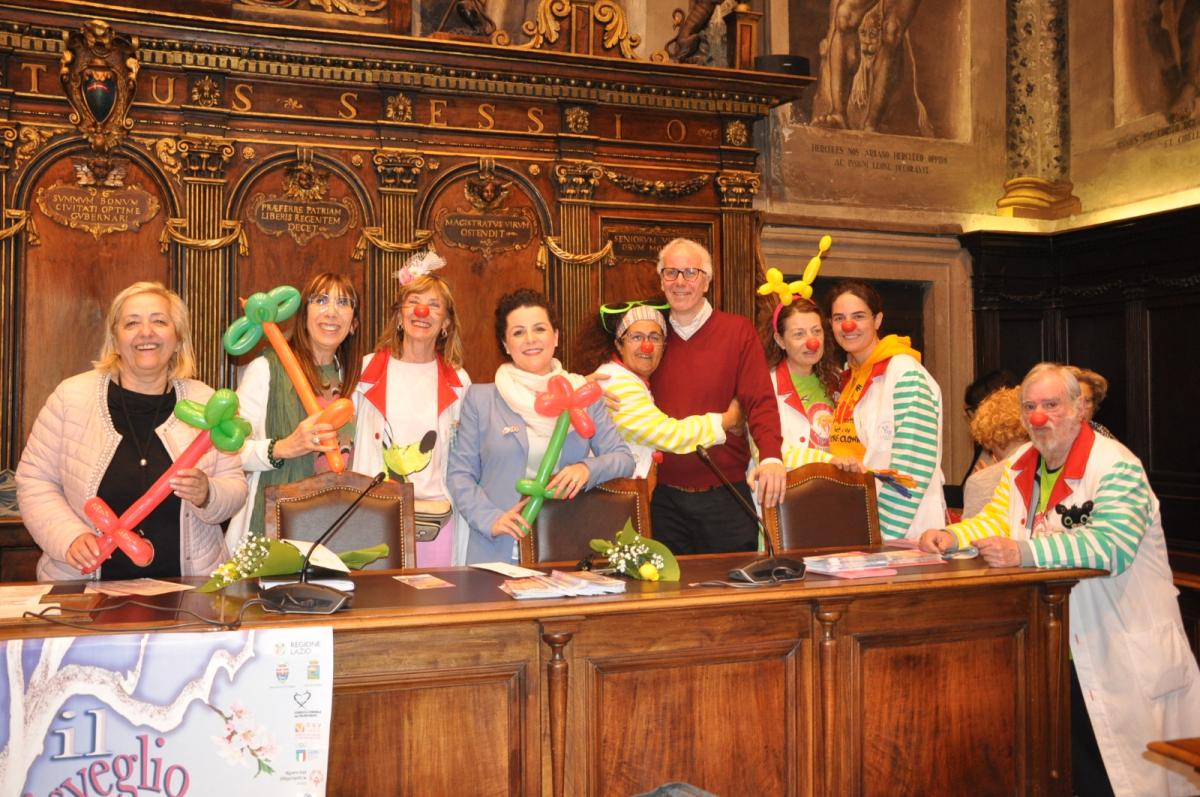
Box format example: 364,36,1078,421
650,308,783,488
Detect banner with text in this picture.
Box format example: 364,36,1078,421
0,626,334,797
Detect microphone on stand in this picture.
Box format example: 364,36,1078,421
694,446,805,584
259,471,387,614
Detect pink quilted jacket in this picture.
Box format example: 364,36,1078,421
15,370,248,581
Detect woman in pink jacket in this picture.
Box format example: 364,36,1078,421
16,281,247,581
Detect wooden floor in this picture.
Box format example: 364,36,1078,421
0,553,1097,796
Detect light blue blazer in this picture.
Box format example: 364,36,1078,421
447,383,635,564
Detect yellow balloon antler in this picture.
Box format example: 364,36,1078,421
758,234,833,306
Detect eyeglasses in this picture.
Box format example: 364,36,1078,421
623,332,665,346
309,293,355,309
660,267,706,282
599,299,669,333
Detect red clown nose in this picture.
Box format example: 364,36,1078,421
840,320,857,334
639,340,655,354
1029,410,1049,428
413,303,430,318
804,337,821,352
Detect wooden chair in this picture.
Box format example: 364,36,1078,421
264,471,417,570
520,476,651,565
762,462,881,552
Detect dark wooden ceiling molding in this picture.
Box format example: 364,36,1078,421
1,3,809,115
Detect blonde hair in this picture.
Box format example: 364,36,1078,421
969,386,1028,456
373,274,464,368
94,281,196,380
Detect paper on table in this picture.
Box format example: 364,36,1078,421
394,574,455,589
471,562,544,578
0,584,55,619
86,579,194,596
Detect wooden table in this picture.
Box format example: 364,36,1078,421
0,553,1098,796
1148,738,1200,772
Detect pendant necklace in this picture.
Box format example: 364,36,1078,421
116,377,172,468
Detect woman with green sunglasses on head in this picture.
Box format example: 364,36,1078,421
579,299,742,479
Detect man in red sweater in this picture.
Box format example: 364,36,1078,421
649,238,786,554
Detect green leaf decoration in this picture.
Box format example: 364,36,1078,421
338,544,389,570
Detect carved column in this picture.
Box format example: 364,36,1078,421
814,601,849,797
550,161,603,372
369,149,425,344
1038,582,1072,794
997,0,1080,219
715,169,760,318
542,627,575,797
176,137,235,388
0,124,17,466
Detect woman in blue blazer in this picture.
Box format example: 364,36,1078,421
447,289,634,563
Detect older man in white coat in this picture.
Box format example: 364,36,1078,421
921,362,1200,797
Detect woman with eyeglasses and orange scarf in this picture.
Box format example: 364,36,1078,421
827,280,946,540
580,300,742,479
226,272,361,551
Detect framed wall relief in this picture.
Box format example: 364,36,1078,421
598,217,715,305
1069,0,1200,216
766,0,1006,222
422,162,551,383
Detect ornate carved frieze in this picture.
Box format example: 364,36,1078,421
715,170,760,209
383,93,414,122
492,0,641,59
2,26,788,118
13,127,63,173
372,150,424,190
35,181,160,239
603,169,710,200
724,119,749,147
564,106,591,135
177,137,235,180
554,162,604,202
59,20,139,153
190,75,222,107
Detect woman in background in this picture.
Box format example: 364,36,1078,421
961,386,1028,518
227,272,361,551
448,289,634,564
352,254,470,567
17,281,246,580
827,280,946,540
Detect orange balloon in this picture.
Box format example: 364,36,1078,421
261,321,352,473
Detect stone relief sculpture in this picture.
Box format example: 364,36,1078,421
436,0,498,37
664,0,719,63
809,0,933,136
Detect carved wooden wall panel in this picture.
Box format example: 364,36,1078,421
0,3,807,471
17,147,174,445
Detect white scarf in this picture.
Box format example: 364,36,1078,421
669,299,713,341
494,360,587,438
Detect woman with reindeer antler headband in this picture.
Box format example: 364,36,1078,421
351,250,472,567
760,236,840,468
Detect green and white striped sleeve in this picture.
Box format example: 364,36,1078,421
606,372,725,454
1026,462,1152,575
878,370,941,539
